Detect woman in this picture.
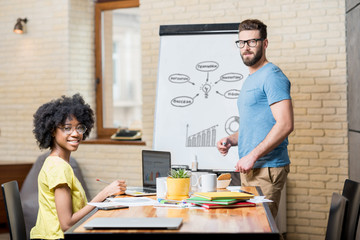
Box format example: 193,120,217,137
30,94,126,239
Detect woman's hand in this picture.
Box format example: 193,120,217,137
55,180,127,232
91,180,127,203
103,180,127,196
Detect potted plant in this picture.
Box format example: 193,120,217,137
166,168,191,200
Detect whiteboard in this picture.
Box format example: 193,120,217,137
153,23,249,171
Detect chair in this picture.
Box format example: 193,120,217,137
325,192,348,240
1,181,27,240
355,214,360,240
342,179,360,240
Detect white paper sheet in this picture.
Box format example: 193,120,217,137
247,196,273,204
87,201,127,208
106,197,157,206
226,186,273,203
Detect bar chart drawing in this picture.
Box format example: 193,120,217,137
186,124,218,147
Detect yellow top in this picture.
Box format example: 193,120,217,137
30,156,87,239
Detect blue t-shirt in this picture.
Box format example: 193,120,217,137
237,62,291,168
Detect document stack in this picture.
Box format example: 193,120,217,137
185,191,256,209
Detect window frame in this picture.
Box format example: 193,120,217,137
93,0,143,144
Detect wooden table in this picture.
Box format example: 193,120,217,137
65,186,279,240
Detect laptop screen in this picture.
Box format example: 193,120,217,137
142,150,171,188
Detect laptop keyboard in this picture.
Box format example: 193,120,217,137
142,187,156,193
127,186,156,193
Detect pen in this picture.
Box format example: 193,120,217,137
239,189,254,195
96,178,110,184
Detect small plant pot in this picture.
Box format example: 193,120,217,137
166,177,190,201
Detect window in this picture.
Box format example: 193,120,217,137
95,0,142,141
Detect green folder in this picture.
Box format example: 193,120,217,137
185,196,242,205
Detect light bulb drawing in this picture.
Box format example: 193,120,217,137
200,72,212,98
168,61,243,107
201,83,211,98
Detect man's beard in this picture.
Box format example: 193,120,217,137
241,46,263,67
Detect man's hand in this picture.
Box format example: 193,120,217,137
235,154,257,173
217,137,231,156
216,132,239,156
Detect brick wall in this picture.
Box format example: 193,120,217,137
141,1,347,239
0,0,347,239
0,0,71,163
0,0,147,195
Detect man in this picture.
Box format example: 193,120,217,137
217,19,294,218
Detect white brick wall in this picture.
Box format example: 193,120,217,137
141,1,347,239
0,0,347,239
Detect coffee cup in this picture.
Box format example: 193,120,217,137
193,173,217,192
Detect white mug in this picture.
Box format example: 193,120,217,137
194,173,217,192
156,177,167,199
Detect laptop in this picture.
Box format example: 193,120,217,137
83,217,183,230
126,150,171,196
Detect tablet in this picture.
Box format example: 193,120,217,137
97,205,128,210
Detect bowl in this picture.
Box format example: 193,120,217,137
217,179,231,189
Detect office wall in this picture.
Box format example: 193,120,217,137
0,0,147,199
0,0,347,239
142,1,347,239
347,0,360,182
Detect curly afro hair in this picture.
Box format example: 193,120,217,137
33,93,94,150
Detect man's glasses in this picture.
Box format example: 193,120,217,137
58,124,87,135
235,38,264,49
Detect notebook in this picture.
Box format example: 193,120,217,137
192,201,256,209
83,217,182,230
126,150,171,196
193,191,254,200
185,196,241,205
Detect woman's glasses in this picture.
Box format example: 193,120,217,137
58,124,87,135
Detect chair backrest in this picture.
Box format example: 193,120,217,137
356,214,360,240
1,181,27,240
342,179,360,240
325,192,348,240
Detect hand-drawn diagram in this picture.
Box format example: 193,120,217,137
185,115,240,148
168,61,243,146
225,116,240,135
186,124,218,147
169,61,243,107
